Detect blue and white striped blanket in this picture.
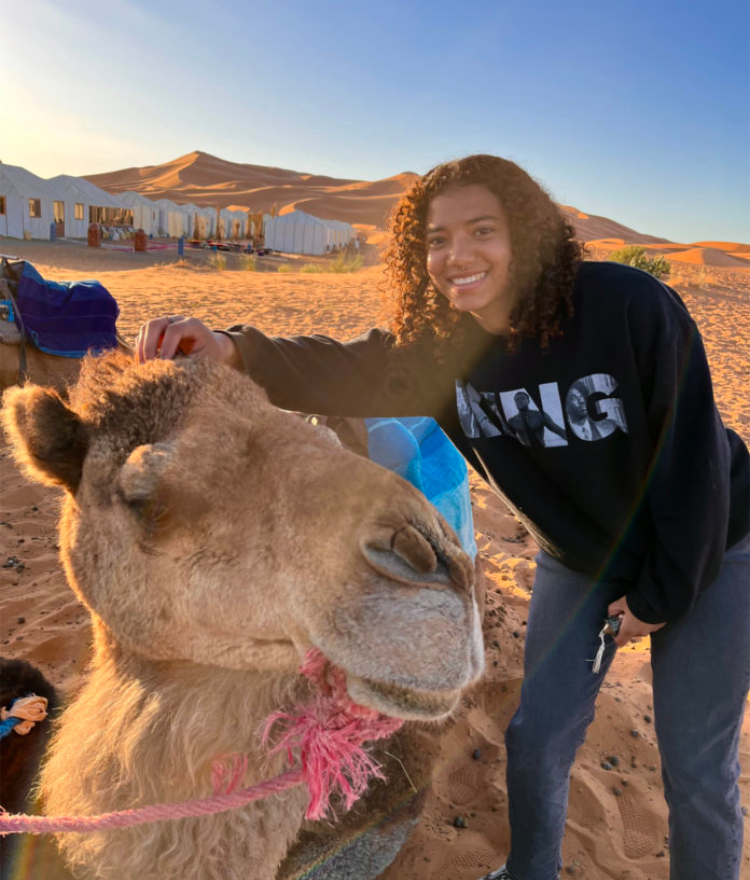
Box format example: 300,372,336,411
365,416,477,559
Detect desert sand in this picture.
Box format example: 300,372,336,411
1,237,749,880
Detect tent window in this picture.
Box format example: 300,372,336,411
0,196,5,215
75,203,84,221
29,199,42,218
54,201,65,223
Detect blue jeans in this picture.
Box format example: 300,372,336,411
504,533,750,880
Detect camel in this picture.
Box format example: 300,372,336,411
1,351,484,880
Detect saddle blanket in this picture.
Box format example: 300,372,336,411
15,262,119,357
365,416,477,559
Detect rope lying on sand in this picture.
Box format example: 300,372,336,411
0,648,404,835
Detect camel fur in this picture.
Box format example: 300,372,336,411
1,351,483,880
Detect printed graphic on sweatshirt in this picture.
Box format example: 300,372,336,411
456,373,628,447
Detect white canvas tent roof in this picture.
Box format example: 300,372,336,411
49,175,127,209
0,163,70,240
119,191,159,209
1,164,69,202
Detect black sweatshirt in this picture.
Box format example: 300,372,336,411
223,261,749,624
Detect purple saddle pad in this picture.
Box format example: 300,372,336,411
15,262,119,357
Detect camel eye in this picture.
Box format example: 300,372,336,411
118,489,169,528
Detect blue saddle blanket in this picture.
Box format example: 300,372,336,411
365,416,477,559
15,262,119,357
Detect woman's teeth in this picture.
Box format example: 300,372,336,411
451,273,486,286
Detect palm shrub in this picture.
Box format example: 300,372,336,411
609,246,670,279
331,252,364,273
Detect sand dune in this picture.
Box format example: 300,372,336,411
87,152,689,244
558,206,670,245
1,239,749,880
85,151,417,228
667,247,750,268
587,239,750,269
692,241,750,253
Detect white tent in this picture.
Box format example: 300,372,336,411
228,209,247,240
119,191,160,236
200,206,217,238
0,163,71,240
263,211,355,255
328,219,356,249
218,208,244,240
179,203,211,239
153,199,190,238
49,175,132,237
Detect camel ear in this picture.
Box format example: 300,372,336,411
1,386,86,491
118,443,175,504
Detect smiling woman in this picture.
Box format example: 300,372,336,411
136,153,750,880
384,155,581,354
424,185,515,332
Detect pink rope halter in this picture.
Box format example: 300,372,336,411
0,648,404,835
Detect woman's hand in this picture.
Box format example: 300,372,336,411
135,316,240,367
607,596,666,647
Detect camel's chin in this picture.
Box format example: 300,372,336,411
344,672,461,722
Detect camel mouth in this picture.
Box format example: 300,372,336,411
343,671,462,721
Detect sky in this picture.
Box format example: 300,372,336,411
2,0,748,243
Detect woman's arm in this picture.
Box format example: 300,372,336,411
136,316,438,419
625,287,733,623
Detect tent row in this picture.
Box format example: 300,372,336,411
1,162,356,253
263,211,356,255
0,163,234,241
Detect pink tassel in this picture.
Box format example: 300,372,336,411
211,754,249,796
262,648,403,820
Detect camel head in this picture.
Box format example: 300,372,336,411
1,353,483,720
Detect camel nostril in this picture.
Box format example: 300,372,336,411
361,522,472,591
390,525,437,574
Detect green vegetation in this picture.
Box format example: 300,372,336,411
299,252,364,274
609,246,671,280
208,253,226,271
277,264,293,273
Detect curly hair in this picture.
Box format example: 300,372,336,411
383,154,582,354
